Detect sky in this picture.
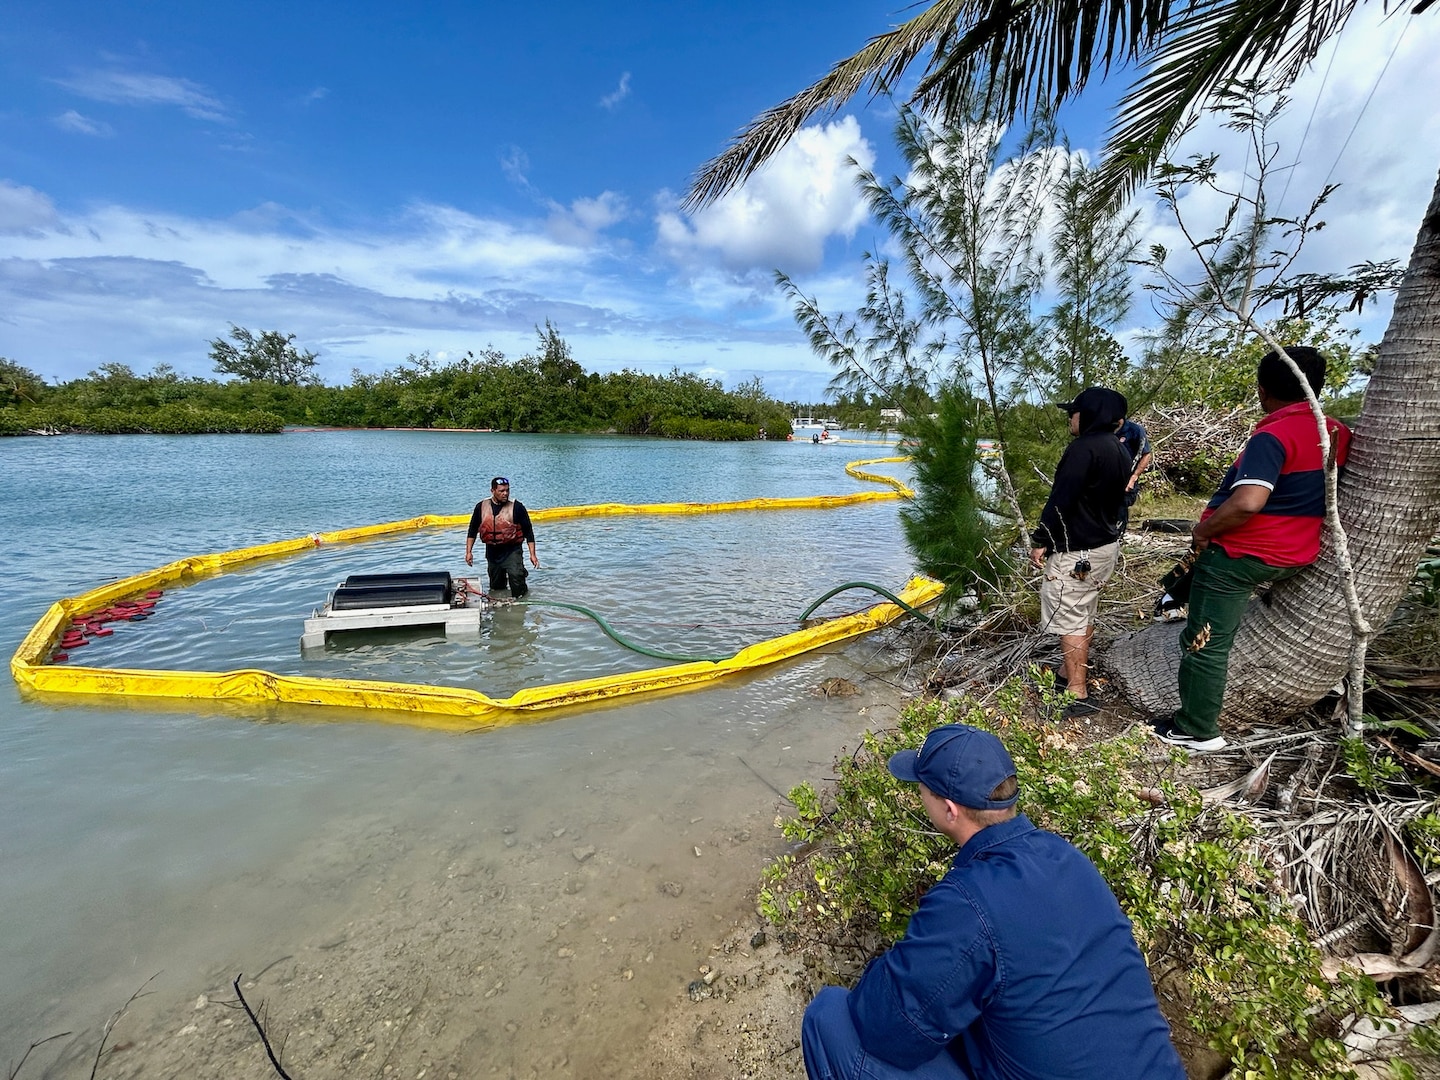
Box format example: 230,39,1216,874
1,2,1436,403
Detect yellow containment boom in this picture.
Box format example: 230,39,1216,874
11,457,938,732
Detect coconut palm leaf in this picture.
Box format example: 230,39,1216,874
683,0,971,209
686,0,1423,210
1091,0,1364,204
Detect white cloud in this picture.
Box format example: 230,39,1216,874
54,109,113,137
55,70,229,121
500,146,533,192
546,192,628,246
656,116,875,273
0,185,836,397
600,72,632,110
1129,12,1440,344
0,180,60,234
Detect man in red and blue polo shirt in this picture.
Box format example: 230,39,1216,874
1150,346,1351,752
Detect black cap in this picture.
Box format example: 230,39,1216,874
1056,387,1128,418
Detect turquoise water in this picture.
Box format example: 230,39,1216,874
0,431,917,1077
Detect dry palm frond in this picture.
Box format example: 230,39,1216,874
1200,752,1275,805
1264,798,1438,961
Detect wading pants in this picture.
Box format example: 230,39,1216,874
801,987,973,1080
487,548,528,598
1175,547,1299,739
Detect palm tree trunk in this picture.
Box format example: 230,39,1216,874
1111,165,1440,721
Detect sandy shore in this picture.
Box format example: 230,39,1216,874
629,919,813,1080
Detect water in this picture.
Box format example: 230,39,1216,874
0,431,917,1078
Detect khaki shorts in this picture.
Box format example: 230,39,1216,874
1039,542,1119,636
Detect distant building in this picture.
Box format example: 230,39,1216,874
879,408,905,423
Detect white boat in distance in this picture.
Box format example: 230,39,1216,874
791,416,844,432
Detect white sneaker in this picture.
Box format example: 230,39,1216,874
1149,717,1227,753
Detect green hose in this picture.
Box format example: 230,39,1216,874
527,581,937,665
525,599,733,663
798,581,940,627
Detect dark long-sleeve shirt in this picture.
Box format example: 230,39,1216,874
1031,432,1130,553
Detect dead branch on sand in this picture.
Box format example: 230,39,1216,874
233,975,295,1080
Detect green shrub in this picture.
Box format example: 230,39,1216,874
1414,558,1440,608
649,414,758,440
0,404,284,435
1169,448,1233,495
899,384,1010,597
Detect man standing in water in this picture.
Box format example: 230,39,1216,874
801,722,1185,1080
465,476,539,598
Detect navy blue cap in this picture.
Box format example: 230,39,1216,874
887,723,1019,809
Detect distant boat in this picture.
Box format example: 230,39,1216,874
791,416,844,432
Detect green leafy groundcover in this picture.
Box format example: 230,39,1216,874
760,673,1391,1080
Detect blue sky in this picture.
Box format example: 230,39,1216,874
2,2,1436,402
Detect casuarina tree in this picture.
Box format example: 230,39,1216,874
210,325,320,386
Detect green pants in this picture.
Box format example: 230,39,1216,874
1175,547,1300,739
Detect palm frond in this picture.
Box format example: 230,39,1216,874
686,0,1400,212
910,0,1171,126
683,0,970,209
1092,0,1363,206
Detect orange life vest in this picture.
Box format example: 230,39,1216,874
479,500,524,544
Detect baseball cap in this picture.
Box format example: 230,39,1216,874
887,723,1019,809
1055,387,1128,417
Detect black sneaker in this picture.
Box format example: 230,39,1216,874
1065,699,1101,718
1153,593,1186,621
1148,717,1227,753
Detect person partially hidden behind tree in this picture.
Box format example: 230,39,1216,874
1150,346,1352,752
1030,386,1132,717
464,476,540,598
1117,413,1153,533
800,722,1186,1080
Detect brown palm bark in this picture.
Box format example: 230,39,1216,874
1111,166,1440,722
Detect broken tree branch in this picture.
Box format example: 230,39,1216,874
233,975,294,1080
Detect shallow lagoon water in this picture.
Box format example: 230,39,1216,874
0,430,919,1077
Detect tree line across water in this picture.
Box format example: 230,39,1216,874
0,323,798,440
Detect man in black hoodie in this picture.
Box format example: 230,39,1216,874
1029,387,1132,717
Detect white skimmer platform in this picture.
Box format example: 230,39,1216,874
300,571,488,651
